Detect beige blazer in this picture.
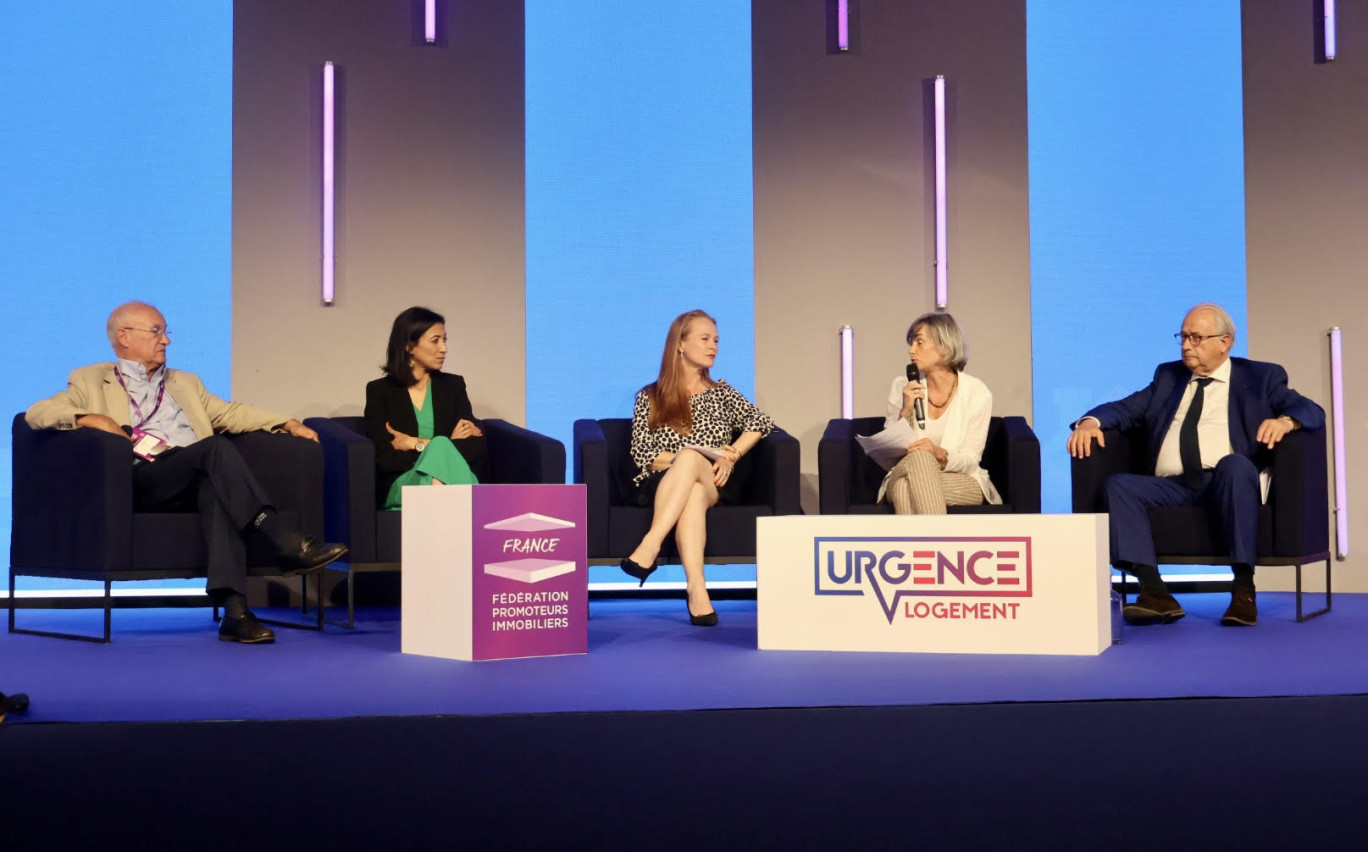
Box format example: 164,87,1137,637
26,362,290,439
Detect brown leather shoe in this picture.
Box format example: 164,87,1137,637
1122,587,1186,625
1221,587,1258,626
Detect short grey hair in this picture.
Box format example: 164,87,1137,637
907,312,969,372
106,301,161,345
1187,303,1237,343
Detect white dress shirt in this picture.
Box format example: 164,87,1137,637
1153,357,1234,478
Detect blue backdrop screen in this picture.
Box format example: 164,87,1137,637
1027,1,1248,524
0,2,232,590
525,0,756,586
525,0,756,455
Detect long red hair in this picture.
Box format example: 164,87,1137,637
645,309,716,432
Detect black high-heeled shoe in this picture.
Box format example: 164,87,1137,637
686,601,719,627
619,556,658,587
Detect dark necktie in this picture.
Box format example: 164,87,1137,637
1180,377,1215,487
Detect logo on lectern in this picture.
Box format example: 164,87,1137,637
482,512,578,584
814,536,1032,624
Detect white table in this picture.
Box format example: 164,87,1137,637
757,513,1111,656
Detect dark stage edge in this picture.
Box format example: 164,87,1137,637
4,593,1368,724
4,696,1368,850
3,595,1368,848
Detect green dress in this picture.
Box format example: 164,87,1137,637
381,381,479,511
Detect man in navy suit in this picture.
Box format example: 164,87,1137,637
1067,304,1324,627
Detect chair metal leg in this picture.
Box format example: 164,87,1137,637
315,571,325,631
7,575,115,643
1295,557,1332,622
347,564,356,630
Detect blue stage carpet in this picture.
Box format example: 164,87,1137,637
2,592,1366,724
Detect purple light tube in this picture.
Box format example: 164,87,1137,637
425,0,437,44
322,62,335,307
840,325,854,418
933,75,948,308
837,0,849,51
1330,327,1348,557
1325,0,1337,61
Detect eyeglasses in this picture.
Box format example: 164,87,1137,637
1173,332,1225,345
122,326,171,338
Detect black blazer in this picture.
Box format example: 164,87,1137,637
364,372,489,506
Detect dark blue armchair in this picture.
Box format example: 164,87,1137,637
572,418,802,564
9,413,326,642
1071,425,1331,621
305,416,565,627
818,416,1041,515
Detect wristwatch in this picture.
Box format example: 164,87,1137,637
1278,415,1298,430
414,440,427,452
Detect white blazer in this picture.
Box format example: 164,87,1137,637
880,371,1003,505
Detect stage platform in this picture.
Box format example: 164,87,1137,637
4,594,1368,849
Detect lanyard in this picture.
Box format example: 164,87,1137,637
113,366,167,429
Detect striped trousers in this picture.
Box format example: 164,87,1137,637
884,450,984,515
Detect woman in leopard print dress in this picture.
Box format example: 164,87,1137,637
620,310,773,626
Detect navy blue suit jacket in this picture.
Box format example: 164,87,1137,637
1083,357,1325,472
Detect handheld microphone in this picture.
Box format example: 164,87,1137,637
906,364,926,430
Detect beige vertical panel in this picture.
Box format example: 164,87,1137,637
1243,0,1366,588
232,0,525,423
752,1,1032,511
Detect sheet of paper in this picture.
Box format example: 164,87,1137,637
854,419,916,471
680,444,727,462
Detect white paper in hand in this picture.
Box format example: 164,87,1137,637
679,444,727,462
854,419,917,471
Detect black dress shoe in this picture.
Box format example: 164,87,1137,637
619,556,658,587
0,691,30,721
1122,587,1186,626
277,538,349,576
218,612,276,644
1221,586,1258,626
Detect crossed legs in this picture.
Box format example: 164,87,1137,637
885,450,984,515
627,450,719,617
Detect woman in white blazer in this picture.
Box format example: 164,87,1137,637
880,313,1002,513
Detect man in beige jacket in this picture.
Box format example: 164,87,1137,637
26,301,347,644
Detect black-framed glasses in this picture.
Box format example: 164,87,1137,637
122,326,171,338
1174,332,1224,345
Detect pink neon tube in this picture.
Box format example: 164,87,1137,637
934,76,948,308
1330,327,1348,556
840,326,854,418
322,62,335,306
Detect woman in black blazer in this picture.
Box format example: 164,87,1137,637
365,307,489,509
